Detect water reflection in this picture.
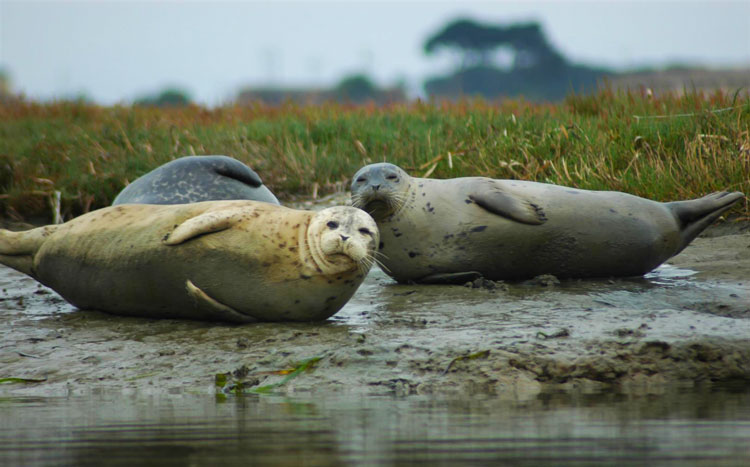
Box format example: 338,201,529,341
2,386,750,465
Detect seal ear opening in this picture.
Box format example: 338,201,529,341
164,207,247,245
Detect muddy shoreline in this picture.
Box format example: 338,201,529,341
1,217,749,398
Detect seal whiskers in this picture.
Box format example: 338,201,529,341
357,249,388,276
368,250,391,274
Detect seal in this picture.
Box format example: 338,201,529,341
351,162,745,283
0,201,379,322
112,155,280,205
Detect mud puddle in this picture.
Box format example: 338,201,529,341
1,226,749,398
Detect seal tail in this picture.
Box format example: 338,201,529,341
666,191,745,254
0,225,57,277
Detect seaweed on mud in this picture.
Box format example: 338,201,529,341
537,329,571,340
441,350,491,375
0,377,47,384
215,356,323,396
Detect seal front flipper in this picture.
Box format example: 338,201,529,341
185,279,257,323
469,184,547,225
164,207,249,245
416,271,483,285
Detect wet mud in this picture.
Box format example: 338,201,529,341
1,220,749,398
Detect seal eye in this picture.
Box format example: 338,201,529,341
326,221,339,229
359,227,372,236
356,176,367,183
386,174,398,181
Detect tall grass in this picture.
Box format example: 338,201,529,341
0,88,747,221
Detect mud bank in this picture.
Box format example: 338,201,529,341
1,222,749,398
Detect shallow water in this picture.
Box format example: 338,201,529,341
2,388,750,466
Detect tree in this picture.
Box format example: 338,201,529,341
135,87,192,106
333,74,378,102
424,18,565,70
423,18,609,100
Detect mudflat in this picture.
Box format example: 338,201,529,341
1,220,748,398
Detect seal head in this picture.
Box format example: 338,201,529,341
351,163,411,220
307,206,380,275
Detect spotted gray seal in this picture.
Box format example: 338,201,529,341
0,201,378,322
112,155,279,205
350,162,744,283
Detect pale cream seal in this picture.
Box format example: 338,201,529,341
0,201,379,322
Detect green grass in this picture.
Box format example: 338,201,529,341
0,87,748,221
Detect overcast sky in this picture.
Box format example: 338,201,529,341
1,0,748,105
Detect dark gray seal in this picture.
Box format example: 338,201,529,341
112,155,279,205
350,162,745,283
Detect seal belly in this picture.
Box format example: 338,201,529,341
33,228,216,320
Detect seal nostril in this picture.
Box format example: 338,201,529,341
373,184,381,191
340,235,350,241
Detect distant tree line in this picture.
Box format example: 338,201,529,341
237,17,610,105
237,74,405,106
135,87,193,107
423,18,610,101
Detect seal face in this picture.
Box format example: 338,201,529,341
351,162,744,283
112,155,280,205
0,201,379,322
306,206,380,276
351,163,411,219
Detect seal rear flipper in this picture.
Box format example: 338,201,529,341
469,188,547,225
416,271,483,284
185,279,257,323
666,191,745,253
0,254,34,277
212,157,264,188
164,207,249,245
0,226,58,276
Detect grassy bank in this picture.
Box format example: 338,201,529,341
0,88,748,221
